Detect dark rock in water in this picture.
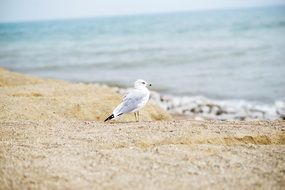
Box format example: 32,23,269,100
216,110,223,116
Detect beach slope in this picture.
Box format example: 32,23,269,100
0,68,171,121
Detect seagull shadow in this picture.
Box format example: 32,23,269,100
107,121,139,124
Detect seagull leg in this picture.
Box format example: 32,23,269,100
134,112,137,122
138,111,140,122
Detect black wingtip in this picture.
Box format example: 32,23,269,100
104,114,114,122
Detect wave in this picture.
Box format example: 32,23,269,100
151,93,285,120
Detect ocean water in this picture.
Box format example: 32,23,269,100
0,6,285,103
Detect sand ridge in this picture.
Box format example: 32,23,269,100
0,68,171,122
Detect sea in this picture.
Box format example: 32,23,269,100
0,5,285,103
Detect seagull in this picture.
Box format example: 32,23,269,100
104,79,151,122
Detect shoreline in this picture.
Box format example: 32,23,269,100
1,67,284,121
114,87,285,121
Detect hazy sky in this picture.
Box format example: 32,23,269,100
1,0,285,22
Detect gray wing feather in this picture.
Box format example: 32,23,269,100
113,90,145,116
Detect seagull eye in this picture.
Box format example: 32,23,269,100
142,82,146,84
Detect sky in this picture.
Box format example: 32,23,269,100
0,0,285,22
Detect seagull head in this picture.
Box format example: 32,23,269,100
134,79,151,89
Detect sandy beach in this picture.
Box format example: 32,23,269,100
0,69,285,190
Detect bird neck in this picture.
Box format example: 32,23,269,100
135,87,149,94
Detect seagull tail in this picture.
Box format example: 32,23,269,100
104,114,114,122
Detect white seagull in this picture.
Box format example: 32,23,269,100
104,79,151,122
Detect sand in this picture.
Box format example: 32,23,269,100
0,68,171,122
0,69,285,190
1,120,284,190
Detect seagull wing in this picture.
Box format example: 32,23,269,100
113,90,146,116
